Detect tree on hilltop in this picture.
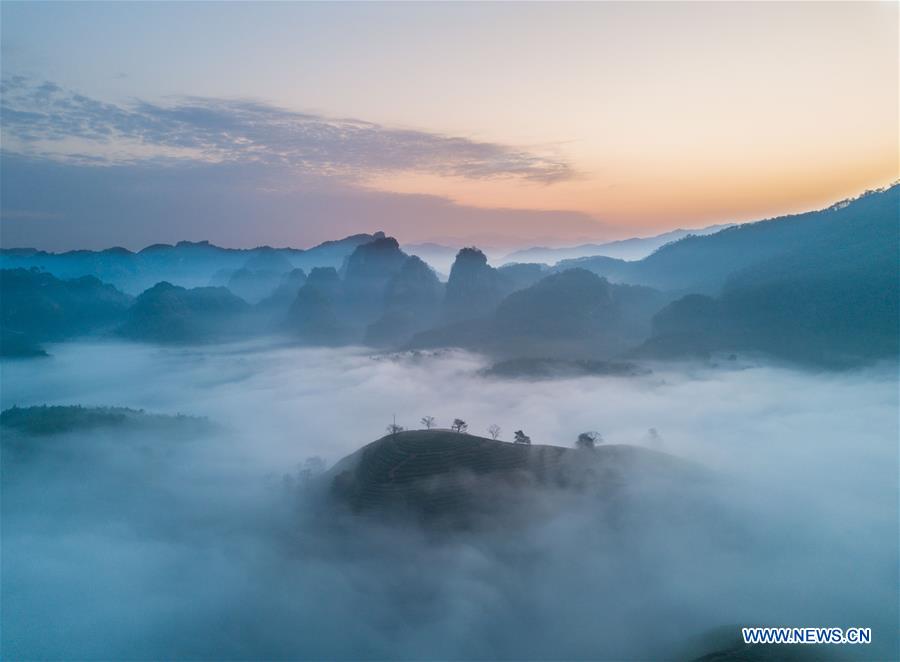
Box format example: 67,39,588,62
576,431,602,449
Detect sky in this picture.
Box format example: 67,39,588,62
1,1,897,250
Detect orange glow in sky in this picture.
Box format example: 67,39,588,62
2,1,898,246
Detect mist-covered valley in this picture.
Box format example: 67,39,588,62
2,340,897,660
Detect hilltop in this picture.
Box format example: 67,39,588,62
328,429,701,524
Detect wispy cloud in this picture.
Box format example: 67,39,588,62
0,76,573,183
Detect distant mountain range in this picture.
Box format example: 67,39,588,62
2,184,897,367
500,224,734,265
0,232,385,294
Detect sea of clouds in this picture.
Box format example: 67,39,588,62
2,340,897,659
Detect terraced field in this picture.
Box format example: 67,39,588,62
328,430,695,521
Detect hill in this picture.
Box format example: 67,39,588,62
410,268,672,359
328,429,700,524
0,405,210,438
118,281,254,343
633,189,899,366
0,268,132,355
0,329,49,358
364,255,444,347
442,247,512,322
556,184,899,293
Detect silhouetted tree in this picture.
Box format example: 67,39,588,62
386,423,404,435
488,424,502,440
421,415,436,430
576,431,602,449
513,430,531,445
452,418,468,433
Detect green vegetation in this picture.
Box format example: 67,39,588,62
1,268,132,345
329,429,699,523
118,281,253,343
0,328,48,358
0,405,209,437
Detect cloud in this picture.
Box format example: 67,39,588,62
0,76,573,183
0,152,604,250
1,342,897,659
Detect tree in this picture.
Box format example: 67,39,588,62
452,418,468,433
513,430,531,445
488,424,501,440
576,431,602,449
421,415,436,430
386,423,404,435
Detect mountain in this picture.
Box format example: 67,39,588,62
328,429,700,525
411,268,672,359
496,262,550,291
241,247,295,273
341,236,409,321
304,231,387,270
221,248,298,303
493,269,669,356
118,281,253,343
257,268,308,313
285,242,547,348
300,266,342,299
282,237,428,344
0,329,48,358
5,185,894,367
502,224,733,265
0,232,384,295
556,185,900,293
365,256,444,347
636,245,899,366
627,186,900,366
442,248,512,323
0,268,132,355
284,267,348,344
226,268,287,304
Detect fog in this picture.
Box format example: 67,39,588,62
2,341,897,659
